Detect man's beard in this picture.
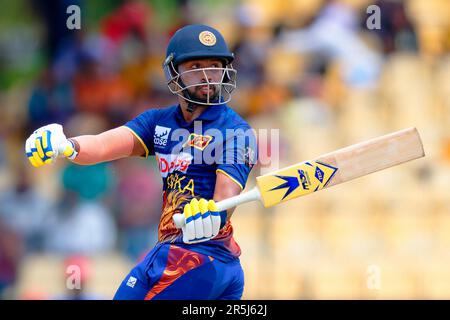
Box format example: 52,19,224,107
186,84,220,104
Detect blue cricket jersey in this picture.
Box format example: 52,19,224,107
124,103,257,262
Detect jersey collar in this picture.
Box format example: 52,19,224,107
175,103,226,125
197,103,226,121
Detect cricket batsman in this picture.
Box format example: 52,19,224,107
25,24,258,299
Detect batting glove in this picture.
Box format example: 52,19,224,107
25,124,78,167
181,198,227,244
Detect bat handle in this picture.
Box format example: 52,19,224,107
173,187,261,228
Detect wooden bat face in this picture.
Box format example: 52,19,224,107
256,127,424,208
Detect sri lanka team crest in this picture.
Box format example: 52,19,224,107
183,133,212,151
256,160,338,207
199,31,216,46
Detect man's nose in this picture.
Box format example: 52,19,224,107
201,70,213,83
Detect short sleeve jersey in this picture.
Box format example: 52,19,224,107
124,103,257,262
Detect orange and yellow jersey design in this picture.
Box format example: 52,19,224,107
124,103,257,262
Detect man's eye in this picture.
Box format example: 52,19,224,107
211,64,219,68
191,64,199,69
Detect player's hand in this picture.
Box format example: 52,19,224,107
25,123,78,167
181,198,227,244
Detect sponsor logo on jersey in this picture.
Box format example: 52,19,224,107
183,133,212,151
156,152,193,178
126,276,137,288
154,125,172,147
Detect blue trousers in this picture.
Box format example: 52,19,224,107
113,243,244,300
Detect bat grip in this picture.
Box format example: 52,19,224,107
173,187,260,228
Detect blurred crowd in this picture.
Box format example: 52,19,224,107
0,0,449,299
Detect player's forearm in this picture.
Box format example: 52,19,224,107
69,127,135,165
214,171,242,220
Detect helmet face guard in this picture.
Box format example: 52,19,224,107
163,54,237,106
163,24,237,106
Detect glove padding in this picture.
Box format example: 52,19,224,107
25,123,77,167
182,198,227,244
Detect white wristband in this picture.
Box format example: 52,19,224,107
66,139,78,161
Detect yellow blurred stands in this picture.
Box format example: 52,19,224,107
15,254,133,299
407,0,450,56
7,0,450,301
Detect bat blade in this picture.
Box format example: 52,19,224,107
173,127,425,228
256,127,425,208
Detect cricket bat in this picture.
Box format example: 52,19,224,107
173,127,425,228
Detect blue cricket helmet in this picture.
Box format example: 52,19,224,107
165,24,235,68
163,24,237,106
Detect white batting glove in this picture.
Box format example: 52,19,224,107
25,123,78,167
181,198,225,244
